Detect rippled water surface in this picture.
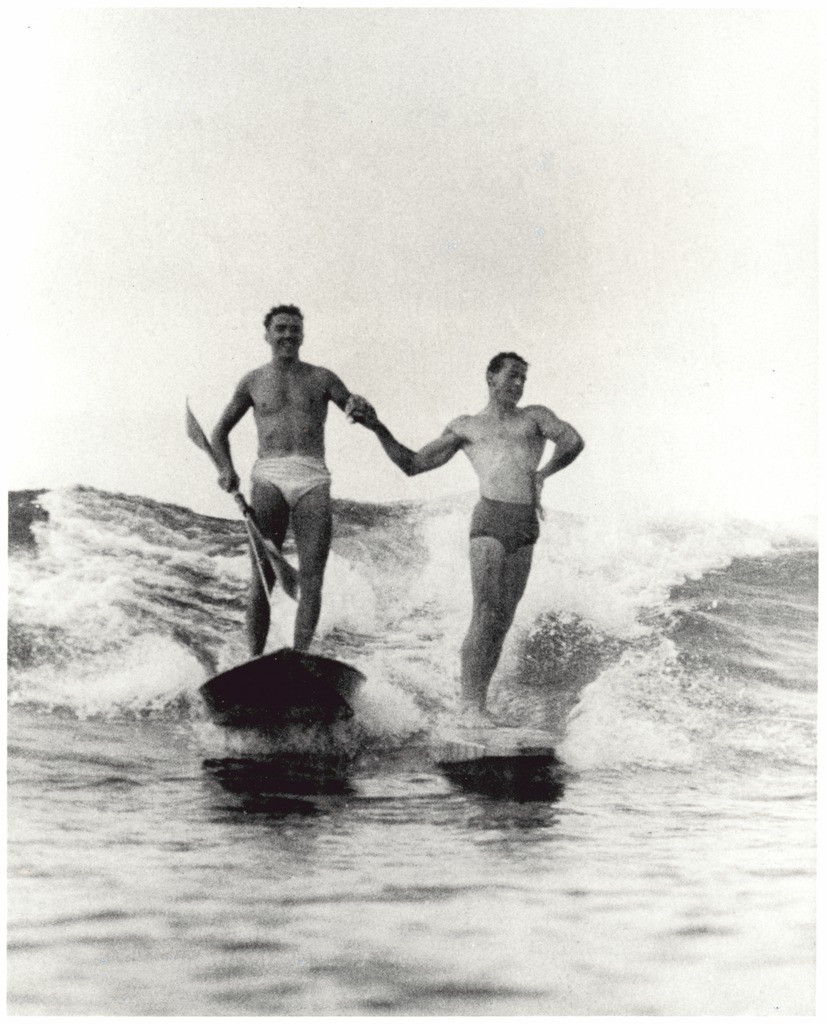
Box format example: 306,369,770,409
7,489,817,1014
8,710,815,1016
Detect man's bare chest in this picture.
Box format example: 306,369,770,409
465,415,540,450
250,373,326,418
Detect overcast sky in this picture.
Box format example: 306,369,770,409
7,6,819,524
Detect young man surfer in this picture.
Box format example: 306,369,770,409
211,305,371,655
355,353,584,718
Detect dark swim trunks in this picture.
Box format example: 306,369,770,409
469,497,540,555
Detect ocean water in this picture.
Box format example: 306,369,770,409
6,486,817,1015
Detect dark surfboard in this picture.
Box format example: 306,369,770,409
200,648,365,729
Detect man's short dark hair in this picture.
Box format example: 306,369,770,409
487,352,528,376
264,305,303,329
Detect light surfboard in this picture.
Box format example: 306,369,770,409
434,726,563,796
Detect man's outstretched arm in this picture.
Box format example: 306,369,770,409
322,369,372,421
359,407,464,476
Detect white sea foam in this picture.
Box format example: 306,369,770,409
8,634,206,720
8,486,817,765
558,642,697,770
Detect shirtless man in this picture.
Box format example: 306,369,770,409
211,305,370,655
356,352,584,715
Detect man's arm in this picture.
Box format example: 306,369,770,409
533,406,585,480
529,406,584,517
322,369,371,422
210,377,253,492
362,410,465,476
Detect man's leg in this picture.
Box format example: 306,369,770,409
247,482,289,656
500,543,534,637
289,485,332,651
460,539,533,710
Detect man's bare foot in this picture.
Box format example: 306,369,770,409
457,704,500,729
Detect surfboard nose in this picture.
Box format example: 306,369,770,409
199,648,365,729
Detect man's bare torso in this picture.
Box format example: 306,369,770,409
454,406,547,505
246,361,334,459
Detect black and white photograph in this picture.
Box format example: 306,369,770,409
6,4,818,1017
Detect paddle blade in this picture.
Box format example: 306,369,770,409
186,401,217,464
262,538,299,600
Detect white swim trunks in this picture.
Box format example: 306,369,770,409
251,455,331,508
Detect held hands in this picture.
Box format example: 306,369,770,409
345,394,379,430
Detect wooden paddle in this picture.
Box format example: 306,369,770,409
186,401,298,601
